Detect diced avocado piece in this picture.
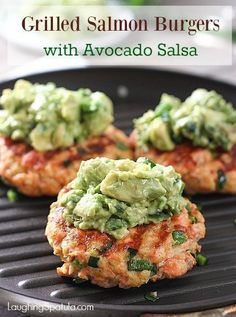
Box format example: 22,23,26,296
148,118,175,151
57,157,186,240
100,170,166,204
0,81,114,151
135,88,236,151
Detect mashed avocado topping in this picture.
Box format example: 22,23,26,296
59,157,186,239
135,89,236,151
0,80,113,151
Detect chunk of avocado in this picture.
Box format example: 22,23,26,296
100,170,166,203
148,118,175,151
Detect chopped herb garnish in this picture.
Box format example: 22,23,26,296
100,241,113,254
174,176,181,184
186,122,196,133
116,142,129,151
63,159,72,167
81,102,98,113
186,204,198,223
161,112,170,122
105,217,126,231
196,253,208,266
101,201,109,210
138,157,156,168
196,203,203,211
154,102,173,117
149,212,170,222
145,291,159,302
150,265,158,276
128,248,138,259
88,256,100,268
172,230,188,245
128,258,157,274
7,189,18,202
172,134,183,144
189,215,198,224
73,277,85,284
217,169,227,191
115,204,124,213
72,258,84,270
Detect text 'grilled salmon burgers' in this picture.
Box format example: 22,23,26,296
0,80,132,196
46,157,206,288
131,89,236,194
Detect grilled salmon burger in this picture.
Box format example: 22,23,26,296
131,89,236,194
0,80,132,196
46,157,205,288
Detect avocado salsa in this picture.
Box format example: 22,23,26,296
134,89,236,152
0,80,113,151
59,157,186,239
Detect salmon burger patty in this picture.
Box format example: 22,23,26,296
132,89,236,194
46,158,206,288
46,199,205,288
132,136,236,195
0,80,132,196
0,126,132,196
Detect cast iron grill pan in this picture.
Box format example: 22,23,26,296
0,67,235,316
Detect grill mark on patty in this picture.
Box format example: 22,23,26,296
154,222,171,248
65,136,115,162
71,229,111,254
155,144,197,169
86,135,115,154
22,151,46,170
87,144,106,153
3,134,117,170
104,225,148,256
46,202,205,288
155,142,236,172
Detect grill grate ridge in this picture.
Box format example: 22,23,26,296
18,275,64,289
0,257,62,277
0,217,47,235
0,229,46,249
0,242,52,263
0,68,236,316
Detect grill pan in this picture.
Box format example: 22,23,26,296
0,67,236,316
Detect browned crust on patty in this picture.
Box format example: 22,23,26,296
0,126,132,196
130,131,236,195
46,201,205,288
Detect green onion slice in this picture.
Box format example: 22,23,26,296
128,258,157,275
88,256,100,268
196,253,208,266
172,230,188,245
144,291,159,302
7,189,18,202
217,169,227,191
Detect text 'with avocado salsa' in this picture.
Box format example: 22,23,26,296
0,80,113,151
58,157,186,239
134,89,236,152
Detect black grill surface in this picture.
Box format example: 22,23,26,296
0,67,236,316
